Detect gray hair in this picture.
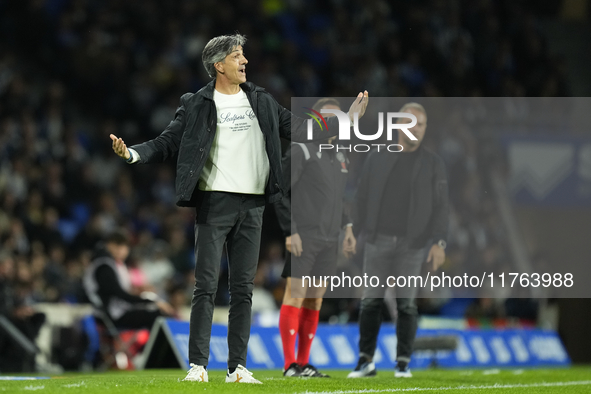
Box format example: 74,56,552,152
202,33,247,78
399,102,426,116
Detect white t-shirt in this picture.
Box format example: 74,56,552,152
198,88,270,194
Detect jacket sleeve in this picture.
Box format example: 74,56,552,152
128,93,190,163
429,155,450,243
352,152,374,237
273,144,307,236
275,97,341,142
341,207,352,228
95,265,152,305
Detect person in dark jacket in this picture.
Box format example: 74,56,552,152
348,103,449,379
108,33,369,383
274,98,356,378
83,231,174,329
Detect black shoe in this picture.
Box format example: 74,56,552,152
394,361,412,378
300,363,330,378
283,363,304,377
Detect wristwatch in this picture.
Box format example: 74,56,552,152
437,240,447,250
126,149,134,163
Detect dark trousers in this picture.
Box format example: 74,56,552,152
114,309,161,330
358,234,427,363
188,191,265,368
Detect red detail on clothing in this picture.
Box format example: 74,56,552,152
279,305,300,370
297,307,320,365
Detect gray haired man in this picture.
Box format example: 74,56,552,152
109,33,368,383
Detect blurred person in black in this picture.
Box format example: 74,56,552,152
107,33,368,383
348,103,449,379
0,253,46,372
275,98,357,378
83,231,174,329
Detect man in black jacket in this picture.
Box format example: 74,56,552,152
108,34,368,383
83,231,174,329
348,103,448,379
274,98,356,378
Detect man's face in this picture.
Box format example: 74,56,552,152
216,45,248,84
398,108,427,149
322,104,341,144
107,243,130,262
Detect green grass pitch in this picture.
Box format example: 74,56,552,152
2,367,591,394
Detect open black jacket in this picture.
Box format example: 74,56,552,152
353,145,449,248
130,80,339,207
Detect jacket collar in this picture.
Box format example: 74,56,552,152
196,79,262,100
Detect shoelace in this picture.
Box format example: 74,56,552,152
187,363,204,377
236,366,254,377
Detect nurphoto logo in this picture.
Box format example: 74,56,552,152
305,109,418,153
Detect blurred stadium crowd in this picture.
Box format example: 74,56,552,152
0,0,569,325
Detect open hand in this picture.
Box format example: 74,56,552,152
110,134,131,160
348,91,369,123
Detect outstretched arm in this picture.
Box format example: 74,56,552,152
278,91,369,142
110,93,190,164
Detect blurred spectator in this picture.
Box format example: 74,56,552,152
0,253,46,372
83,231,174,329
138,240,175,297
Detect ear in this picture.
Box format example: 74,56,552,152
214,62,224,75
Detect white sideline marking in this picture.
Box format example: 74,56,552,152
299,380,591,394
482,369,500,375
63,382,85,388
23,386,45,391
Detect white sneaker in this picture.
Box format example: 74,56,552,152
347,360,377,378
225,364,262,384
182,363,208,382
